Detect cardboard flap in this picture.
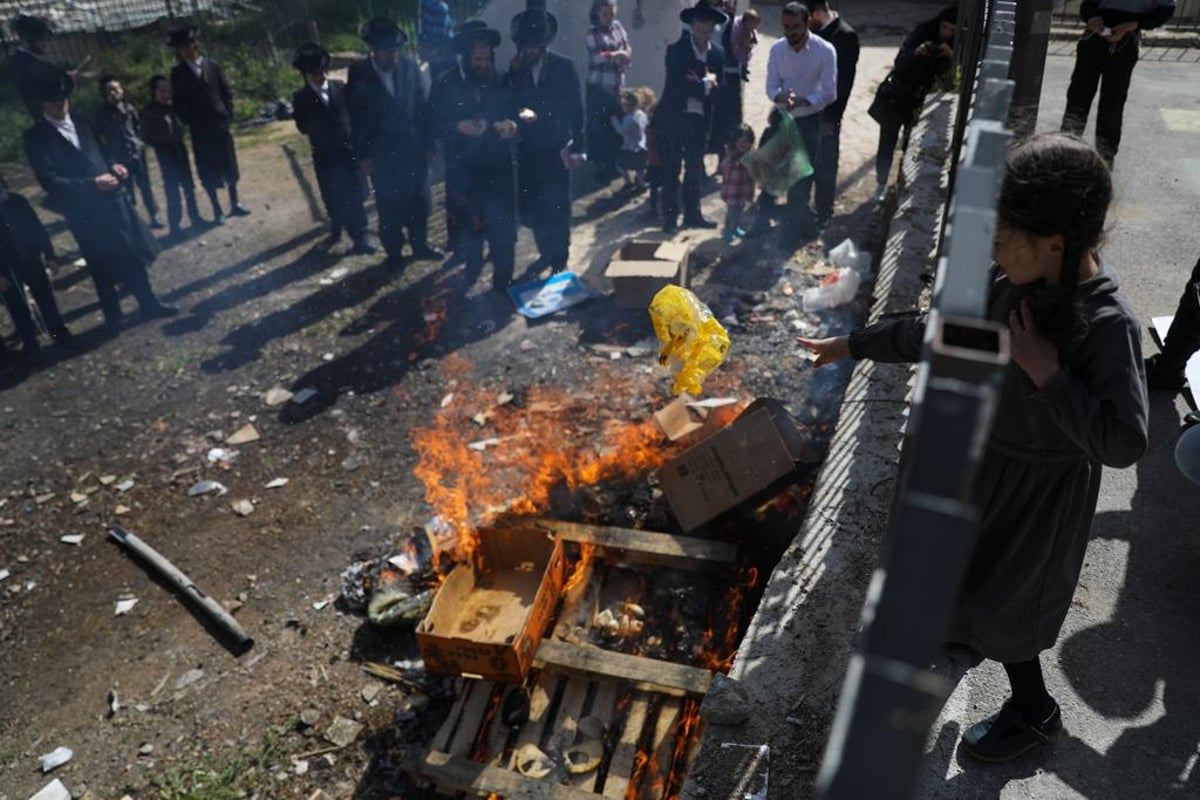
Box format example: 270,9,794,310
737,398,819,463
654,241,691,262
605,259,683,279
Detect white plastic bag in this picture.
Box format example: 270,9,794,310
802,267,862,312
829,238,873,276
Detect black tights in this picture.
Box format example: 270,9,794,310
1003,657,1055,720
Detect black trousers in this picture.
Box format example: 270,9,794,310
191,124,240,191
517,148,572,269
784,114,822,243
586,85,622,172
125,151,159,218
155,147,200,231
313,149,368,243
2,260,66,346
1061,33,1140,162
875,121,904,186
1160,255,1200,372
709,70,744,152
371,161,431,261
814,118,842,221
461,165,517,289
659,112,709,224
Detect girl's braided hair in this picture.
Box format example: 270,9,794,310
998,132,1112,352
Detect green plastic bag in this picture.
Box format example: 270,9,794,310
741,111,814,198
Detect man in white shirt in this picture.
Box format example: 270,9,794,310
763,1,836,245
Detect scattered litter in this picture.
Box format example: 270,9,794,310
25,580,36,592
519,339,536,352
829,237,873,275
114,505,132,516
28,778,71,800
784,715,804,727
188,480,228,497
514,743,553,778
323,716,364,748
264,387,294,406
38,746,73,773
387,552,419,573
69,491,87,504
361,683,383,704
655,397,708,441
292,758,310,776
115,479,135,493
231,499,255,517
440,393,454,408
206,447,235,463
292,388,318,405
264,477,289,489
496,391,514,406
467,437,502,452
59,533,84,546
174,668,204,691
35,492,55,504
319,267,349,286
322,353,334,362
0,568,9,582
114,598,139,615
138,743,154,756
107,689,120,717
509,270,595,319
686,397,739,409
312,595,334,611
802,267,861,312
225,424,260,445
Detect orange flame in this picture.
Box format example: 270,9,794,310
563,542,596,596
410,357,677,570
664,699,703,799
696,566,759,672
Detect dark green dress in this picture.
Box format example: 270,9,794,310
848,268,1149,662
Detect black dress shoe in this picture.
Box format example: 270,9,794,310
149,216,165,229
411,244,445,261
683,214,718,229
143,303,180,319
351,240,378,255
961,700,1060,763
1145,354,1186,392
229,204,251,217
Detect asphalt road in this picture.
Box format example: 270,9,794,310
919,48,1200,799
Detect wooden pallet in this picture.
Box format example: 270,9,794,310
408,522,727,799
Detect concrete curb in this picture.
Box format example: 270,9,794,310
681,91,958,800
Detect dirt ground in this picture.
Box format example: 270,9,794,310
0,81,885,800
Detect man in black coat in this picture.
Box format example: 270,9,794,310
657,1,727,233
430,24,519,291
292,43,374,255
142,74,204,237
168,24,248,223
507,9,585,274
7,13,54,119
0,177,72,359
22,63,177,333
95,75,163,229
347,18,442,266
810,1,858,226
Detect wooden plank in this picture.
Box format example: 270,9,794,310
639,698,682,800
447,680,496,758
481,686,519,767
512,671,563,768
571,680,619,792
420,750,602,800
536,640,713,697
601,691,651,799
430,679,474,753
547,679,591,753
534,520,737,568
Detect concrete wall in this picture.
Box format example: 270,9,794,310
471,0,750,97
1058,0,1200,21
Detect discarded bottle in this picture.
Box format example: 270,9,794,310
802,267,862,312
648,285,731,396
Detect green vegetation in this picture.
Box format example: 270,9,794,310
149,725,290,800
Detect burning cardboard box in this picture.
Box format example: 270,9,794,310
417,526,565,684
658,398,819,532
605,240,690,309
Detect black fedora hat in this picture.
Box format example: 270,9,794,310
166,24,200,48
292,41,331,72
453,21,501,53
24,59,74,102
680,1,729,26
11,13,50,42
360,17,407,49
510,9,558,48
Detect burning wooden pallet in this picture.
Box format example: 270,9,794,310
408,521,737,799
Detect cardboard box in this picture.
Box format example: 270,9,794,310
605,240,690,309
417,526,565,684
657,398,819,532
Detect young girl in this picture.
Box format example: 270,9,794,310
639,87,662,220
719,124,756,243
611,88,649,191
799,133,1149,762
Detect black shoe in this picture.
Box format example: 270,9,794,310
1145,354,1186,392
663,217,679,234
212,211,226,225
323,229,343,248
411,244,445,261
229,204,251,217
351,240,378,256
961,700,1061,763
102,315,123,336
682,214,718,230
149,216,165,230
51,328,77,349
20,339,40,358
143,302,180,319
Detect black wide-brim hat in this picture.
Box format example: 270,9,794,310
292,41,331,72
680,1,729,26
360,17,407,49
166,24,200,48
510,9,558,48
24,59,74,102
11,13,51,42
453,21,502,53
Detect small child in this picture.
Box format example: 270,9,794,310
639,87,662,221
0,176,72,358
611,88,649,191
141,75,204,236
719,124,756,243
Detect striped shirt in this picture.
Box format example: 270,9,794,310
586,20,631,96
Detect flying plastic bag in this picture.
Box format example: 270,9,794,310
740,110,814,198
649,286,731,396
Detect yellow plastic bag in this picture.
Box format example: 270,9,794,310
648,286,731,396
